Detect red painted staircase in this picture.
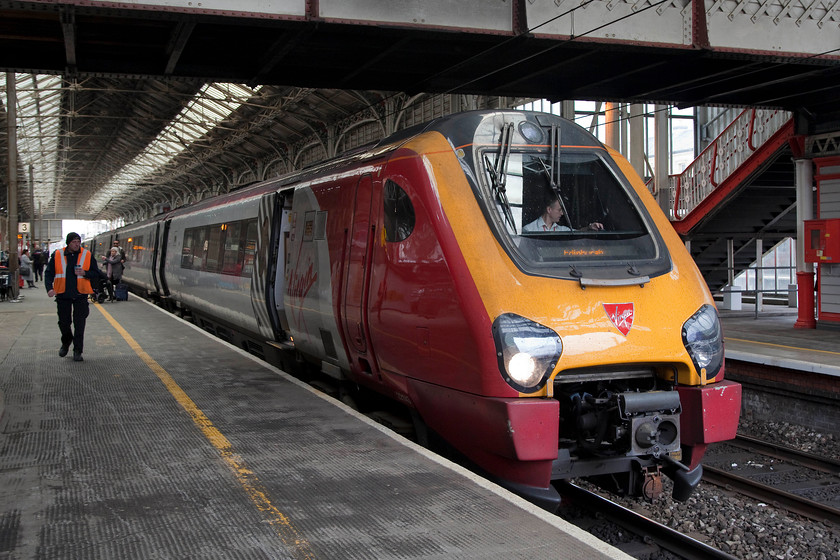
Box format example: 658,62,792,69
667,109,797,293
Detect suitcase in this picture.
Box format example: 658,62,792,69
115,283,129,301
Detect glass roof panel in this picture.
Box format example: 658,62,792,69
87,82,262,212
1,73,64,214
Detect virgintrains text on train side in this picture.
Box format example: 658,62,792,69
287,262,317,300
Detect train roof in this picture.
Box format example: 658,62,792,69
115,110,606,229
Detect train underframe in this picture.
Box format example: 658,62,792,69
551,370,692,503
407,367,741,512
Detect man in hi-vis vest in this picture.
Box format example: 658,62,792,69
45,232,104,362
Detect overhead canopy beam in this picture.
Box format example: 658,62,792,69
164,21,196,75
59,6,76,72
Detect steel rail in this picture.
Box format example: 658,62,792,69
556,481,738,560
702,465,840,526
732,434,840,475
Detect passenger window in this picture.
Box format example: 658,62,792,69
383,180,415,242
127,236,144,263
206,225,224,273
191,227,208,270
181,229,195,269
221,221,242,276
242,220,257,278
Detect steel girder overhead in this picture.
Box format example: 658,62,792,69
2,0,839,118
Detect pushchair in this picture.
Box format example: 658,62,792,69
0,266,10,301
90,274,109,304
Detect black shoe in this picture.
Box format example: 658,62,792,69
59,346,69,357
73,351,83,362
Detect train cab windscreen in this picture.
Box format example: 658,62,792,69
480,149,670,280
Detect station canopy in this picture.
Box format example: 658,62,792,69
1,73,400,223
2,1,839,225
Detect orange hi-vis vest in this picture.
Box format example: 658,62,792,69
54,247,93,295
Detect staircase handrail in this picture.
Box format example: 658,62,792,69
670,108,792,220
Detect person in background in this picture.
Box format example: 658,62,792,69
32,245,45,282
45,232,104,362
20,249,35,288
112,239,126,263
103,247,124,302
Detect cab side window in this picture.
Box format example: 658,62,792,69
383,180,415,242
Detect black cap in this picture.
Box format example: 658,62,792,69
66,232,81,244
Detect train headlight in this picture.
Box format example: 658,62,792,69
682,304,724,379
492,314,562,393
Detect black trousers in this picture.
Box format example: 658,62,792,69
104,278,115,300
56,297,90,352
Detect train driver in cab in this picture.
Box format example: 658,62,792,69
522,196,604,233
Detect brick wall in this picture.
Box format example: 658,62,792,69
726,360,840,436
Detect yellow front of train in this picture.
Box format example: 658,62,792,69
412,111,741,507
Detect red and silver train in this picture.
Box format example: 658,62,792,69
88,110,741,509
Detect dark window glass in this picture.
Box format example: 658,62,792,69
486,152,656,265
206,225,224,273
242,220,258,278
193,227,208,271
127,236,144,263
383,180,415,242
181,229,195,269
183,221,257,276
221,221,242,276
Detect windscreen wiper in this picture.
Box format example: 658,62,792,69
537,125,574,230
483,122,516,232
549,123,560,189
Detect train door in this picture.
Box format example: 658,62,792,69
251,191,286,341
151,223,161,294
157,220,171,296
272,194,293,337
342,174,376,361
150,221,170,296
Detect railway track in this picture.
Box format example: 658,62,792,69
731,434,840,475
702,435,840,525
556,481,737,560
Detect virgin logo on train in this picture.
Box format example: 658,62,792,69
604,303,634,336
288,261,317,301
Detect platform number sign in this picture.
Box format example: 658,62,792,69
18,222,30,234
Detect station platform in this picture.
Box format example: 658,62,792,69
0,288,629,559
719,305,840,378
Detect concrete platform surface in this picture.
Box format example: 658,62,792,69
0,286,629,559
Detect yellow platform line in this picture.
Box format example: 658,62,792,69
95,304,316,559
727,336,840,357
